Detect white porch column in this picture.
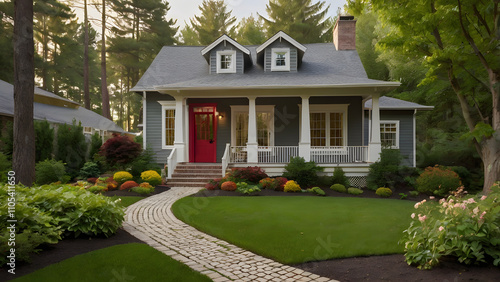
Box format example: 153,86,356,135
368,94,382,162
247,96,258,163
174,96,186,163
299,95,311,161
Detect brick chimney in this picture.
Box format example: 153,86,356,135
333,15,356,50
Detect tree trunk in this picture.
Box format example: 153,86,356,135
481,135,500,192
13,0,35,186
100,0,111,119
83,0,90,109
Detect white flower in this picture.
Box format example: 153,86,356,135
411,213,416,219
429,196,435,200
438,226,444,232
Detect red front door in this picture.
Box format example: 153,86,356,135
190,105,217,163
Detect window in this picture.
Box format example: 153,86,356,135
159,101,176,149
216,50,236,73
271,48,290,71
380,121,399,149
231,105,274,147
303,104,348,147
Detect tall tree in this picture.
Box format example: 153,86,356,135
350,0,500,192
235,15,266,45
100,0,110,119
13,0,35,185
83,0,90,109
0,1,14,83
183,0,236,45
259,0,331,43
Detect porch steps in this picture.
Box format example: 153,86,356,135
167,163,222,188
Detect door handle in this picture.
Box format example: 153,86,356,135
209,139,214,144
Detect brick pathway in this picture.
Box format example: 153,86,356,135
123,187,338,282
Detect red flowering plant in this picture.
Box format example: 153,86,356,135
99,133,142,167
205,178,222,190
226,167,268,183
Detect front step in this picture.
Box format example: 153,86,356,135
167,163,223,188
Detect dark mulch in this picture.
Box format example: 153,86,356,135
3,185,499,281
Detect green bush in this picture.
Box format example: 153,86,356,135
236,182,261,195
283,157,324,188
376,187,393,197
347,187,363,195
140,170,162,187
55,121,88,177
88,132,102,161
416,165,462,196
409,191,420,197
402,182,500,269
79,162,101,179
0,152,11,183
128,147,159,180
332,167,350,187
330,184,347,193
131,186,155,195
87,185,107,194
366,149,419,190
0,121,13,159
0,184,124,266
308,186,326,196
113,171,133,184
35,159,69,185
35,120,54,162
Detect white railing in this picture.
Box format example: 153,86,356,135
230,146,248,163
167,148,177,179
258,146,299,163
310,146,368,164
221,143,231,177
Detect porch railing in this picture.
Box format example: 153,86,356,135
311,146,368,164
221,143,231,177
228,145,368,164
167,148,177,179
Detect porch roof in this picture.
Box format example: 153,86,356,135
364,96,434,111
131,43,400,95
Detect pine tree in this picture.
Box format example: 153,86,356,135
235,15,266,45
259,0,331,43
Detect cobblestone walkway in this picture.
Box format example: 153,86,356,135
123,187,338,282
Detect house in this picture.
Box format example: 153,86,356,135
0,79,125,139
132,16,432,186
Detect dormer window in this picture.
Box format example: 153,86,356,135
216,50,236,73
271,48,290,71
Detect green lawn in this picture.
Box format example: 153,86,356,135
109,195,144,207
172,196,414,264
13,243,211,282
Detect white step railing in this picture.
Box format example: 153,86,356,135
167,148,177,179
310,146,368,164
221,143,231,177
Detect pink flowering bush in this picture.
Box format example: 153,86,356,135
401,182,500,269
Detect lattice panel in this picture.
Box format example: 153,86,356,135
348,176,367,188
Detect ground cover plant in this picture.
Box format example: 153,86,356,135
172,196,414,264
11,243,212,282
402,183,500,269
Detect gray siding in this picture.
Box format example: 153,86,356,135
146,92,175,164
364,110,415,166
209,42,244,74
264,40,298,72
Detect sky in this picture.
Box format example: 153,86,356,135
80,0,347,35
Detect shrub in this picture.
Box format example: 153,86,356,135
88,132,102,161
120,180,139,190
330,184,347,193
376,187,393,197
275,177,288,191
139,182,152,188
236,182,261,195
107,181,118,191
0,121,13,159
113,171,133,184
416,165,462,196
99,133,142,167
221,181,237,191
409,191,420,197
141,170,162,187
205,178,221,190
284,180,301,192
35,159,69,185
0,152,11,183
55,121,88,177
87,185,107,194
367,149,418,190
34,120,54,162
260,178,278,190
131,186,155,195
79,161,101,179
87,177,98,184
128,147,159,180
332,167,350,187
347,187,363,195
225,167,268,183
402,182,500,269
283,156,324,188
308,186,326,196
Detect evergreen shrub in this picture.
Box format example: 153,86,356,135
35,159,69,185
283,157,323,188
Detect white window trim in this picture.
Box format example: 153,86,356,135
158,101,176,149
216,50,237,73
380,120,400,149
83,126,94,134
271,48,290,71
230,105,275,147
299,104,349,147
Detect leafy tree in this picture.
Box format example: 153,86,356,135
259,0,332,43
0,1,14,83
235,15,266,45
182,0,236,45
349,0,500,192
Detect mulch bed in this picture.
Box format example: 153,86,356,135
2,186,499,281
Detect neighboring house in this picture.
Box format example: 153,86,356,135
132,16,432,184
0,79,125,139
